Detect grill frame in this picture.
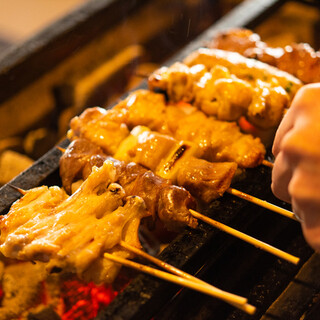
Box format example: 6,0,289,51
0,0,320,319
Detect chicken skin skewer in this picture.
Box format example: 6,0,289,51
0,161,150,284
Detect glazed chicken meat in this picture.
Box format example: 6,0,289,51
69,90,265,168
67,114,239,205
149,49,302,128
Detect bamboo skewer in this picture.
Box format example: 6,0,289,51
120,241,196,281
56,146,66,153
104,253,249,307
226,188,297,221
8,184,27,195
119,241,256,314
189,209,300,265
11,174,295,224
262,159,274,168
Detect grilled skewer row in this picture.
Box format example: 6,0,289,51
67,101,243,204
148,48,302,128
0,159,261,313
69,89,266,169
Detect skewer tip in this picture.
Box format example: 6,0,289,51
56,146,66,153
8,184,28,195
262,159,274,168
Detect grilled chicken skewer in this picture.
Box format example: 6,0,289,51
58,140,299,264
149,49,302,129
66,101,294,219
69,90,266,169
1,173,256,312
60,138,198,231
0,161,150,284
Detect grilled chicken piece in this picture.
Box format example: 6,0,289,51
209,28,320,84
60,139,198,230
174,112,265,167
148,62,206,102
193,66,290,128
59,136,108,194
115,89,198,135
184,48,301,100
0,162,149,284
68,107,130,155
116,90,266,168
176,158,237,203
272,43,320,84
247,79,289,128
114,88,167,131
193,65,254,121
148,50,300,128
209,28,263,55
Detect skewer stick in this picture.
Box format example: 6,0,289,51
119,241,256,314
189,209,300,265
104,253,249,307
262,159,274,168
134,70,153,78
56,146,66,153
226,188,297,221
8,184,27,195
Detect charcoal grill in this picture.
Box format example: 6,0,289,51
1,0,320,319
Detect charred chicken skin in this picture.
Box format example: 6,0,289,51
0,161,150,284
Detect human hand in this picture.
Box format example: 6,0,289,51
272,83,320,251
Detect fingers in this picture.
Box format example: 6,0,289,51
272,110,294,157
272,83,320,157
271,151,292,204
